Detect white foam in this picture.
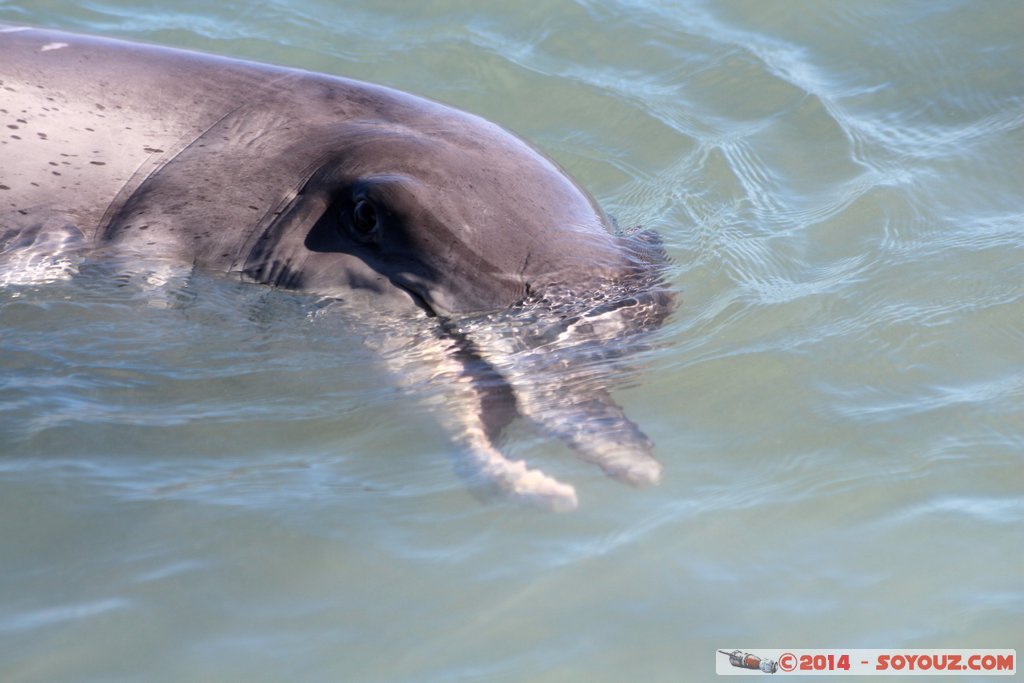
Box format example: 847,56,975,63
0,251,78,286
0,227,82,286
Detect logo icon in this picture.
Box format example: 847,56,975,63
719,650,778,674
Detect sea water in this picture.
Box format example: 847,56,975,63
1,1,1021,681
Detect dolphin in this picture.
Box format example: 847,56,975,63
0,26,675,509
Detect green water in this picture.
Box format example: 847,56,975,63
1,1,1022,681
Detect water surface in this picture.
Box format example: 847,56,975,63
1,1,1022,681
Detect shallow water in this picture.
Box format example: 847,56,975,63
1,1,1022,681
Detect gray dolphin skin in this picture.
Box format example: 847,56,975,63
1,26,674,509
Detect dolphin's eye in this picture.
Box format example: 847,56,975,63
352,199,379,236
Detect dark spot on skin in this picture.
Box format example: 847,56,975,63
90,161,106,165
36,132,47,139
143,147,164,154
85,127,94,132
48,162,58,166
6,124,18,130
17,209,28,215
10,135,20,140
95,103,106,110
248,205,259,211
16,118,26,124
0,184,9,191
138,225,149,230
51,171,61,176
30,182,39,187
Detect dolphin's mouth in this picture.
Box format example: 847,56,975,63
389,272,478,319
394,280,440,318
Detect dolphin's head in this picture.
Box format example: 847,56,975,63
234,81,675,506
243,92,671,322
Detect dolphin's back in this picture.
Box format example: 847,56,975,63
0,26,277,242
